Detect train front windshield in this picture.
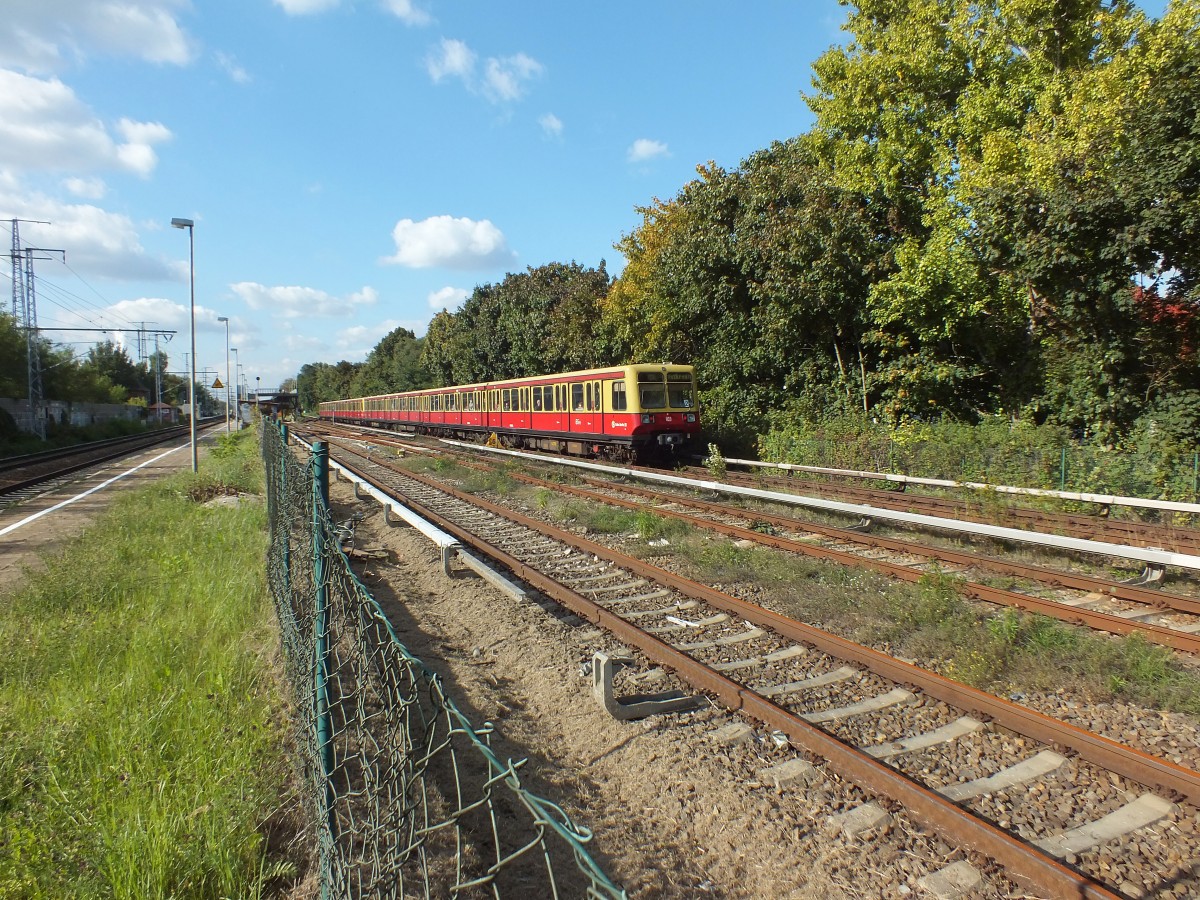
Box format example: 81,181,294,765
637,371,694,410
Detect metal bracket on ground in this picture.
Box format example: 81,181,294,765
591,652,705,721
454,549,529,602
1124,562,1166,587
846,516,873,532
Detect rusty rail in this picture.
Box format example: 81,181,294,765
325,445,1200,899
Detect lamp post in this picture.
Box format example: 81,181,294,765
217,316,231,433
170,217,197,473
231,347,240,428
256,376,261,416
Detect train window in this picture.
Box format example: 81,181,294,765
543,386,554,412
639,382,667,408
532,386,542,411
502,389,510,411
571,383,584,411
585,382,593,411
522,388,530,411
612,381,627,411
637,371,664,383
594,381,601,411
669,381,694,408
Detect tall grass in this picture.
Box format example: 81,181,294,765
0,430,297,898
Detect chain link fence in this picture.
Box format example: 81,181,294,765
262,422,626,899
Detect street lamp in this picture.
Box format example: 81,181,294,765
171,217,197,473
256,376,261,416
217,316,231,433
231,347,240,428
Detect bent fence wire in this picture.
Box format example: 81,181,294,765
262,423,626,899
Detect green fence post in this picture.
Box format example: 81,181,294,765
1060,447,1067,492
1193,451,1198,500
280,422,290,598
311,440,336,894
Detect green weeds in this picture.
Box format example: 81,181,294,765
0,429,297,898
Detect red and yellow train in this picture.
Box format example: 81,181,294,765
318,363,700,461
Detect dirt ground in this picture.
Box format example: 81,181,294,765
328,481,1012,899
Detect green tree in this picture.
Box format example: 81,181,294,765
419,262,611,386
0,313,27,398
80,342,145,394
604,145,892,445
969,0,1199,436
805,0,1145,422
351,327,432,395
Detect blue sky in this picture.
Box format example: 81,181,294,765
0,0,848,393
0,0,1165,395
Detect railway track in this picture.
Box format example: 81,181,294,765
0,426,193,505
298,428,1199,899
679,465,1200,557
312,423,1200,654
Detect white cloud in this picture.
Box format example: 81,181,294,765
428,286,469,312
273,0,340,14
628,138,669,163
0,178,176,280
0,71,172,177
215,51,250,84
62,176,107,199
382,215,515,270
0,0,194,72
539,113,563,138
381,0,432,26
336,318,428,358
229,282,380,319
482,53,543,102
426,38,475,84
426,39,543,105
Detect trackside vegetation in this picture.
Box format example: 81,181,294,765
0,430,302,898
296,0,1199,485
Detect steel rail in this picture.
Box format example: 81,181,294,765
328,443,1200,799
722,456,1200,517
435,447,1200,618
445,440,1200,573
322,445,1146,900
423,455,1200,653
0,426,194,496
704,467,1200,555
576,477,1200,616
0,427,185,473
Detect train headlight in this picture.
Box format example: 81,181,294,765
685,413,696,423
641,414,653,424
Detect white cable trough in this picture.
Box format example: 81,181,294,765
293,434,527,598
442,440,1200,575
719,457,1200,517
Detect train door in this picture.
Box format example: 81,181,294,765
569,379,600,435
543,383,563,433
517,386,531,430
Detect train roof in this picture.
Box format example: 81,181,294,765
386,363,692,397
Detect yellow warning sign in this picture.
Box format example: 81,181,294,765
212,377,224,389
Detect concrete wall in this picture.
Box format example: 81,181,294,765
0,397,143,433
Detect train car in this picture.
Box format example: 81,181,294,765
318,363,700,461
